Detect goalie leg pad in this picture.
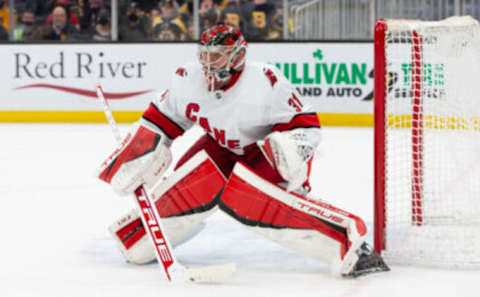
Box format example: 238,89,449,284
219,162,369,275
109,150,226,264
109,209,211,264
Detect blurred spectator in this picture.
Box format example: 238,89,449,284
0,22,7,40
178,0,191,15
177,0,193,36
13,10,36,41
12,0,28,14
25,0,55,22
243,0,276,40
31,5,79,41
151,0,186,41
199,0,218,32
0,0,10,31
266,3,293,40
119,1,149,41
84,8,111,41
78,0,104,31
150,6,160,20
214,0,228,11
219,0,246,31
200,0,213,13
159,0,183,24
2,0,291,42
46,0,81,30
152,20,183,41
123,0,157,12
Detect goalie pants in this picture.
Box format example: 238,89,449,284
175,133,312,189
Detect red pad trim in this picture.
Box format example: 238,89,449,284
258,139,275,168
143,103,184,139
297,195,367,237
116,218,146,250
99,126,160,183
273,113,321,132
220,169,348,245
153,156,226,217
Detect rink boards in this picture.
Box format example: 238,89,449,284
0,42,373,126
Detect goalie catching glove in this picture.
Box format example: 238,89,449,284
258,129,317,192
98,122,172,196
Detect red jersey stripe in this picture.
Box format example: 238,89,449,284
273,112,321,132
143,103,185,139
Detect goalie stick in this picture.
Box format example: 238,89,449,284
92,77,236,283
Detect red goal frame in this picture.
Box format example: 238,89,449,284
374,19,425,254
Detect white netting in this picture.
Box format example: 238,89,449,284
380,16,480,268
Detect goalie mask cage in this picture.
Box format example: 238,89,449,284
374,16,480,268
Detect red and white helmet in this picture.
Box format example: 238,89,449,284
198,23,248,94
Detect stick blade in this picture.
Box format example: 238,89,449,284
184,263,237,284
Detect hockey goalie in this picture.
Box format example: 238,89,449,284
97,23,389,278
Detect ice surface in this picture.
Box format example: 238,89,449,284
0,124,477,297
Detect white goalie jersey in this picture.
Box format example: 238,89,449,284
141,62,322,155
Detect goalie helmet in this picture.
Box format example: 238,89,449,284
198,23,248,97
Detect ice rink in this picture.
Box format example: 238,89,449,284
1,124,478,297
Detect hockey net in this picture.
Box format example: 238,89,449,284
374,16,480,268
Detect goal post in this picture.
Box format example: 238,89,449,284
374,16,480,268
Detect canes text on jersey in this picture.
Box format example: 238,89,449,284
185,103,241,150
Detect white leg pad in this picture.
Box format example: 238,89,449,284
219,163,367,276
109,150,226,264
108,207,216,264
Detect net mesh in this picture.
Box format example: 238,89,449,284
381,16,480,268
